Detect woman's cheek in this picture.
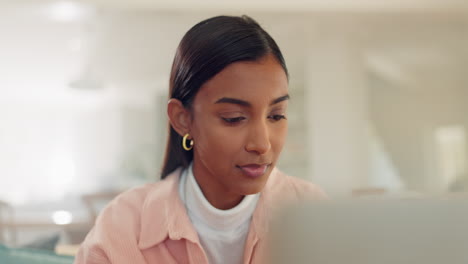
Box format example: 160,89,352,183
271,124,287,152
197,126,231,154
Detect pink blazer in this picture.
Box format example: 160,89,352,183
74,168,326,264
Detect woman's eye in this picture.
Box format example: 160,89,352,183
222,117,246,124
269,115,287,121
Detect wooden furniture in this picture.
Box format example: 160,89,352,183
3,220,92,247
0,200,14,246
55,244,81,256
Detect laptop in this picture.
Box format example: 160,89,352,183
269,198,468,264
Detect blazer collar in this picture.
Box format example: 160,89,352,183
138,168,200,250
137,167,285,250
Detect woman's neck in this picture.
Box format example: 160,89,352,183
191,161,245,210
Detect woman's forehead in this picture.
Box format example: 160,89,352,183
195,55,289,104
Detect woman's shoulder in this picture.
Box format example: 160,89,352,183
102,183,157,217
97,174,180,223
75,173,182,263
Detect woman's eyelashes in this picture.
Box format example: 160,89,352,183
268,114,287,121
221,116,246,124
220,114,287,125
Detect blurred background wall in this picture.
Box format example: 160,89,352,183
1,0,468,248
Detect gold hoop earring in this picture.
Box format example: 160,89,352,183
182,133,194,151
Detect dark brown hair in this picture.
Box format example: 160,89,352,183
161,15,288,179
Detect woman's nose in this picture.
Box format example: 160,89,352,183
245,120,271,155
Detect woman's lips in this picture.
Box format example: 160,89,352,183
237,164,269,178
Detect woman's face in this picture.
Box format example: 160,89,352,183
189,54,289,208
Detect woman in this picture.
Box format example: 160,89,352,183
75,15,325,264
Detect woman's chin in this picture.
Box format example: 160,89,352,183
237,178,270,195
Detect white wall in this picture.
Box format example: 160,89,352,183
1,6,467,206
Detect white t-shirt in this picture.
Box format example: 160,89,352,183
178,164,260,264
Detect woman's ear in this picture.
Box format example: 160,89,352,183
167,99,192,137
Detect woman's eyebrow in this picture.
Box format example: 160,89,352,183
215,97,250,107
214,94,290,107
270,94,290,105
